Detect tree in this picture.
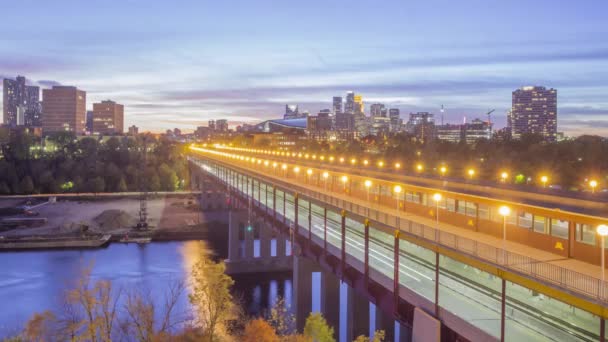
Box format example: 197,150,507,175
0,182,10,195
354,330,385,342
303,313,334,342
242,318,279,342
149,173,161,192
189,253,235,341
89,176,106,193
117,177,128,192
266,296,295,336
23,311,57,341
20,176,35,194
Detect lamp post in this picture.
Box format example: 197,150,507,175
590,180,598,194
540,175,548,188
322,171,329,191
341,175,348,193
394,185,402,212
499,205,511,264
364,180,372,202
597,225,608,296
306,168,313,184
440,166,447,178
501,172,509,184
468,168,475,180
433,193,442,229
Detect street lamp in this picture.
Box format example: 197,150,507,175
363,159,369,166
440,166,447,178
378,161,384,168
501,172,509,183
341,175,348,193
394,185,402,212
322,171,329,190
590,180,598,194
395,162,401,170
433,193,442,229
468,168,475,180
293,166,300,181
499,205,511,263
306,169,313,184
597,225,608,289
364,180,372,202
540,175,548,188
416,164,424,173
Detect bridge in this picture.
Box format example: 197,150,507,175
189,145,608,342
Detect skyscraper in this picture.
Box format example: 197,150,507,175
93,100,124,135
389,108,401,132
345,91,355,114
3,76,40,127
42,86,86,134
332,96,342,114
354,94,364,114
406,112,435,143
509,86,557,141
370,103,386,117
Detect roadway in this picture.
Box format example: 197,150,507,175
220,164,600,342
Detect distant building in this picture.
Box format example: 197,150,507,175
3,76,41,127
173,128,182,136
92,100,124,135
370,116,390,136
389,108,401,132
307,111,332,132
370,103,386,117
406,112,435,143
345,91,355,114
42,86,86,134
436,118,492,144
86,111,94,133
332,96,342,114
128,125,139,135
284,104,302,119
216,119,228,132
335,112,355,132
354,94,364,114
510,86,557,141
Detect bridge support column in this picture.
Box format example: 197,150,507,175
294,255,318,333
244,219,254,259
397,323,411,342
375,307,395,342
347,287,370,341
260,222,272,259
276,228,286,257
228,210,247,261
321,270,340,339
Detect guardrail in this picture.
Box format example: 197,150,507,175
191,153,608,303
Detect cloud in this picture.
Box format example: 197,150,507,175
36,80,62,88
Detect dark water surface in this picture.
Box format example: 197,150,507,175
0,240,292,337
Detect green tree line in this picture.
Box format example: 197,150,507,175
0,132,190,195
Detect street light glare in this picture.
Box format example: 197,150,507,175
499,205,511,217
433,193,442,202
307,169,313,175
597,225,608,236
590,180,598,188
341,175,348,183
364,180,372,188
394,185,402,193
294,166,300,173
322,171,329,179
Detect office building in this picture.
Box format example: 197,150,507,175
128,125,139,135
3,76,41,127
370,103,386,117
354,94,364,114
92,100,124,135
389,108,401,132
332,96,342,114
436,118,493,144
86,110,94,133
216,119,229,132
406,112,435,143
42,86,86,134
335,112,355,131
345,91,355,114
510,86,557,141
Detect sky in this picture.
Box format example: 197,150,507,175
1,0,608,135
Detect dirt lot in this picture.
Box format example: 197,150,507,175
0,196,224,237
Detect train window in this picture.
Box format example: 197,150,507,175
456,200,466,214
518,212,533,229
478,204,490,220
550,219,569,239
575,223,596,245
446,198,456,212
466,202,477,217
533,215,547,234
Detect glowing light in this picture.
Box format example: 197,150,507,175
499,205,511,217
307,169,313,175
433,193,442,202
395,163,401,169
363,160,369,166
322,171,329,179
294,166,300,173
364,180,372,188
598,225,608,236
416,164,423,172
341,175,348,183
394,185,402,193
378,161,384,168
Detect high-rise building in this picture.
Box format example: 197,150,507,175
354,94,364,114
332,96,343,114
406,112,435,143
345,91,355,114
436,118,492,144
92,100,124,135
389,108,401,132
86,110,94,133
42,86,86,134
216,119,229,132
370,103,386,117
509,86,557,141
128,125,139,135
3,76,40,127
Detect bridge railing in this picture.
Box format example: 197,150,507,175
194,155,608,303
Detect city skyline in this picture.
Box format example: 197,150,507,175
1,1,608,135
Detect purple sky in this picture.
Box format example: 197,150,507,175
1,0,608,135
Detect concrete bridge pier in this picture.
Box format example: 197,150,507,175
260,220,272,259
228,209,247,261
375,307,395,342
320,269,341,340
347,286,370,341
294,254,321,332
276,228,287,257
